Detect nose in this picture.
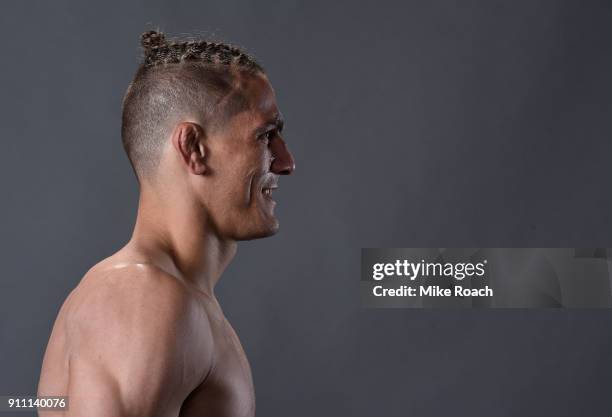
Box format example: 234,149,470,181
270,137,295,175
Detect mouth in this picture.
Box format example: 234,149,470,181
261,186,278,199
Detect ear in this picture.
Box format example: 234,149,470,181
171,122,207,175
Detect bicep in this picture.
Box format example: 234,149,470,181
65,349,184,417
65,358,126,417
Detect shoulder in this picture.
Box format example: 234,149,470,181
66,263,213,388
70,263,203,332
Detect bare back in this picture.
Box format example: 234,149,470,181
38,256,255,417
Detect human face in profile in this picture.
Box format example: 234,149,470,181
204,73,295,240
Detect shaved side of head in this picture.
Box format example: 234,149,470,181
121,30,264,184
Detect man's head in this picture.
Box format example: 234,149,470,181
121,30,295,240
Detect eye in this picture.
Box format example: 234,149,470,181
259,129,276,143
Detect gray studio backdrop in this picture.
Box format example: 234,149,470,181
2,1,612,416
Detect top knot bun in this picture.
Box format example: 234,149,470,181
141,30,167,52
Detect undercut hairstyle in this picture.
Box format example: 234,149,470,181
121,30,264,182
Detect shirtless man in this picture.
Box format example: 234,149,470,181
37,30,295,417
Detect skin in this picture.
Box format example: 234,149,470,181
37,72,295,417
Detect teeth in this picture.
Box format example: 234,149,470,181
262,187,277,197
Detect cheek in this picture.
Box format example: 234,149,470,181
218,159,258,206
209,142,268,204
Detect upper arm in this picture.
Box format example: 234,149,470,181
64,267,213,417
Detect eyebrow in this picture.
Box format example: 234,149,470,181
254,113,284,136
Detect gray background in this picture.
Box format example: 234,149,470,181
2,0,612,416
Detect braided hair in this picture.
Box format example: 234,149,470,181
139,30,262,72
121,30,264,183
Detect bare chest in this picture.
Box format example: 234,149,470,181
179,318,255,417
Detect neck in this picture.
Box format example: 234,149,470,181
125,185,237,297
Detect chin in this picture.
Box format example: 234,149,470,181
222,198,281,240
232,213,280,241
240,221,279,241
